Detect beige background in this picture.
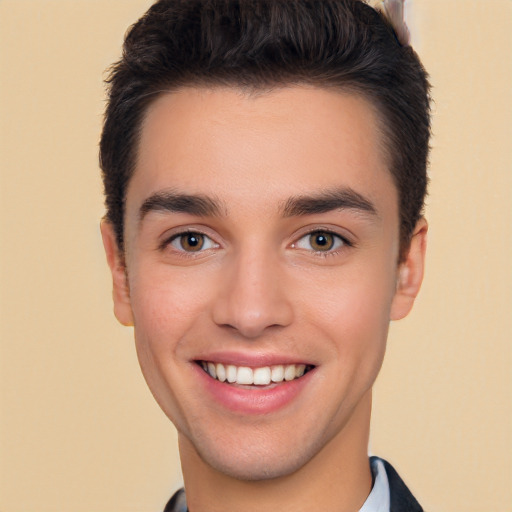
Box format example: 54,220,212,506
0,1,510,511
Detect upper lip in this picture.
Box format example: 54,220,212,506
194,351,316,368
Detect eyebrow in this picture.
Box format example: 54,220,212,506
139,186,378,223
280,188,378,218
139,190,225,221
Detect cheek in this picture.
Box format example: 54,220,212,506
130,263,208,328
304,259,395,319
299,262,396,365
127,264,215,380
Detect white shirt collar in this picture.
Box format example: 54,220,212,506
358,458,390,512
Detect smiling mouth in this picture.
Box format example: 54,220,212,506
198,361,314,386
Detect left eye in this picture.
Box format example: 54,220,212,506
169,232,218,252
293,231,346,252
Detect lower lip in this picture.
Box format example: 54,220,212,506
193,363,314,415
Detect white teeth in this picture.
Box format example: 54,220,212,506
216,363,226,382
202,361,310,386
207,362,216,379
271,365,284,382
253,367,271,385
226,364,237,383
284,364,296,381
237,366,254,385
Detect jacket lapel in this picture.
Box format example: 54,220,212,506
371,457,423,512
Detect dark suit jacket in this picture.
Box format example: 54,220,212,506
374,457,423,512
163,456,423,512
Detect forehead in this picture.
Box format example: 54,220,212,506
127,86,397,220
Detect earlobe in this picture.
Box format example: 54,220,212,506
390,217,428,321
100,220,134,327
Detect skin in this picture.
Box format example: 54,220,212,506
102,86,427,512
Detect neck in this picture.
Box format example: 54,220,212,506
179,390,373,512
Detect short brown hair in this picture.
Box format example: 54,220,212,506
100,0,431,259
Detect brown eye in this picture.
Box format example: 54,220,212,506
178,233,205,251
167,231,218,253
293,230,347,253
309,232,335,251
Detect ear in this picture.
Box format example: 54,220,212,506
100,220,134,327
390,217,428,321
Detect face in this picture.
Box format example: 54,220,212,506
102,86,426,481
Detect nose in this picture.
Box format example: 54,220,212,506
212,247,294,339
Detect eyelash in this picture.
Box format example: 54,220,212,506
159,229,353,257
160,230,218,254
292,229,353,257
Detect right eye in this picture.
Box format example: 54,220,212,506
168,232,218,252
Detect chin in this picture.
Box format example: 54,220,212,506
203,451,309,481
191,431,327,482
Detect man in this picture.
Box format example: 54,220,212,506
100,1,431,510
